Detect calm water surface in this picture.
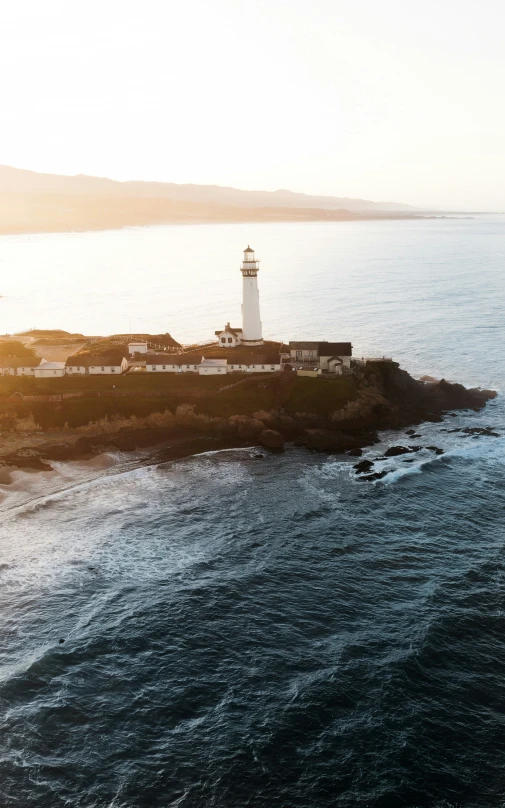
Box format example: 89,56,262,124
0,218,505,807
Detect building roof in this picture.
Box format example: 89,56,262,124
145,354,188,366
186,348,281,364
0,356,37,369
145,349,281,366
38,360,66,370
289,341,352,356
215,325,243,337
201,357,227,366
145,355,228,368
245,245,254,252
65,353,126,367
227,355,280,365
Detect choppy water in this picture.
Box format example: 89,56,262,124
1,217,505,806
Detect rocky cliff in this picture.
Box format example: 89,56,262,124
0,361,496,473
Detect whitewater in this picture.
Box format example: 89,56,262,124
0,216,504,807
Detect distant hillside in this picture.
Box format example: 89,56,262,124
0,165,421,235
0,165,414,212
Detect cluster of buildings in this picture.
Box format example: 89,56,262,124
1,247,357,378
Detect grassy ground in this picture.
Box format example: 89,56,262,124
0,373,227,396
197,374,358,417
0,372,359,431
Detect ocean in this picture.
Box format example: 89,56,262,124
0,217,504,807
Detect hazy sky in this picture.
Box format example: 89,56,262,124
1,0,504,209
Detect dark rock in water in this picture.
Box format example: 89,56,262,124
436,379,497,411
43,438,93,460
384,445,412,457
462,426,500,437
354,459,374,474
253,453,265,459
2,451,53,471
426,446,445,454
384,444,422,457
59,639,65,644
446,426,500,438
346,448,363,457
405,429,417,436
410,433,422,438
359,470,390,482
259,429,285,451
403,458,416,463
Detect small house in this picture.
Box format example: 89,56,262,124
199,358,228,375
35,360,66,378
145,354,183,373
65,359,87,375
289,341,352,370
128,342,148,356
65,354,128,375
87,355,128,375
215,323,243,348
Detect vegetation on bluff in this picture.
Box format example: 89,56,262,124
0,340,37,361
0,372,358,431
0,362,495,445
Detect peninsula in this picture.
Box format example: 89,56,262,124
0,352,496,480
0,246,496,481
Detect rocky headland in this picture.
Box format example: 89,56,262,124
0,361,497,481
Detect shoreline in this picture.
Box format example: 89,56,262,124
0,214,470,239
0,362,498,481
0,427,259,482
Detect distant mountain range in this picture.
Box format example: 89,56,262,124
0,164,421,235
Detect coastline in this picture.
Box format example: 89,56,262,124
0,202,458,239
0,215,466,238
0,363,497,483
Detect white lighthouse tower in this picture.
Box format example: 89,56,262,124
240,246,263,346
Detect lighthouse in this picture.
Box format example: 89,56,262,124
240,246,263,345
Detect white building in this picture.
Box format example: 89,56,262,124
0,358,37,376
179,362,201,374
144,354,281,375
228,361,281,373
88,357,128,375
64,354,129,375
215,323,243,348
289,342,353,373
35,360,66,378
128,342,148,356
144,355,200,373
145,355,182,372
199,358,227,375
65,363,87,375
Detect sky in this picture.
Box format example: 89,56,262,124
1,0,504,210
